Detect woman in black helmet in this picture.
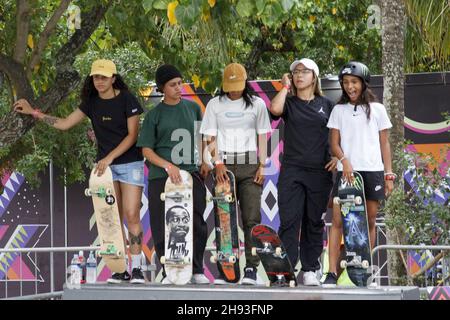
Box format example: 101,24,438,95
322,61,395,287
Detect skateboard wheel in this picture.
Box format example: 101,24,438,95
184,192,191,200
275,247,282,257
224,195,233,203
265,281,271,287
229,256,236,264
116,251,122,258
355,196,362,205
289,280,296,288
333,197,340,205
210,255,217,264
106,188,113,196
96,251,102,258
160,256,166,265
85,188,92,197
362,260,370,269
206,195,213,202
251,247,257,256
183,257,190,264
160,193,166,201
340,260,347,269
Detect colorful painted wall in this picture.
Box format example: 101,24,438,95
0,73,449,297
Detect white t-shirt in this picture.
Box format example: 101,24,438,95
200,95,272,153
327,102,392,171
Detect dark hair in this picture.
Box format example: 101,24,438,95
80,74,129,105
219,81,256,109
337,77,378,119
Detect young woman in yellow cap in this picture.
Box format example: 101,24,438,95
200,63,272,285
270,58,337,286
13,59,146,284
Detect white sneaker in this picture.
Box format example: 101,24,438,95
303,271,320,286
214,278,227,285
161,277,172,285
191,273,210,284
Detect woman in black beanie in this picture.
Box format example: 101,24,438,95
137,64,211,284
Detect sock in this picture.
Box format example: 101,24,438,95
131,254,142,270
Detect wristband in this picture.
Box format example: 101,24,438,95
384,172,397,181
164,164,172,172
32,109,42,119
214,160,224,167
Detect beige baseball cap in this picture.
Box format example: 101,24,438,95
90,59,117,77
222,63,247,92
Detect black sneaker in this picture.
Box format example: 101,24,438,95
322,272,338,288
107,271,131,284
130,268,145,284
241,267,257,285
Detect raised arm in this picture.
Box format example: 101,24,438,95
270,73,291,116
13,98,85,130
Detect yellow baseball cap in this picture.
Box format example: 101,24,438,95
90,59,117,77
222,63,247,92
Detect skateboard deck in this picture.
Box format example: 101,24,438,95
160,170,193,285
333,171,371,286
251,224,296,287
85,167,127,274
206,170,240,283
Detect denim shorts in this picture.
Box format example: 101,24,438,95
109,161,145,187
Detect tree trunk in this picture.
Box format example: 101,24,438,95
381,0,407,285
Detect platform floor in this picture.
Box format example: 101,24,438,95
62,283,420,300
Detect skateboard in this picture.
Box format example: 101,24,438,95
251,224,296,287
333,171,371,286
85,167,127,274
160,170,193,285
206,170,240,283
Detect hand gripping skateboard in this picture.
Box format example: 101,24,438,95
160,170,193,285
206,170,240,283
85,167,127,274
333,171,372,286
251,224,296,287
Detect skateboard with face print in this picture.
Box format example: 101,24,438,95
160,170,193,285
333,171,371,286
85,167,127,274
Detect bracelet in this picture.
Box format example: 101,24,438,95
164,164,172,172
384,172,397,181
214,160,224,167
339,156,346,162
32,109,42,119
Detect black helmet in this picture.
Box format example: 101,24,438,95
338,61,370,85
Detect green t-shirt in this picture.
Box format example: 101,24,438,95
137,99,203,180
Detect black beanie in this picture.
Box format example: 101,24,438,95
155,64,182,89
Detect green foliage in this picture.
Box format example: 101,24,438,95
384,143,450,246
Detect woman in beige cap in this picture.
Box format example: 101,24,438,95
200,63,272,285
13,59,147,284
270,58,338,286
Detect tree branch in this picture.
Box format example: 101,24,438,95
13,0,30,64
0,1,112,149
28,0,72,78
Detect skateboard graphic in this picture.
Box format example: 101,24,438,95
160,170,193,285
251,224,296,287
206,170,240,283
85,167,127,274
333,171,372,286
